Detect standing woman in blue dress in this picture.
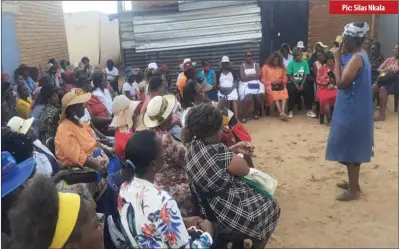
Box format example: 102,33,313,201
326,22,374,201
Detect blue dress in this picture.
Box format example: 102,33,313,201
326,52,374,163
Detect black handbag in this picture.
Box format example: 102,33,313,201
377,71,399,86
271,84,284,91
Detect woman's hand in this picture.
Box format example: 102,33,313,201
331,47,341,61
328,84,335,90
184,216,204,228
230,141,254,155
198,220,214,237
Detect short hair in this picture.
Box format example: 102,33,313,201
8,175,88,249
40,83,57,104
182,79,199,109
92,71,104,89
244,49,253,57
124,130,158,182
369,40,381,52
148,76,163,92
48,58,56,65
1,128,34,163
181,103,223,144
292,47,303,58
265,51,284,68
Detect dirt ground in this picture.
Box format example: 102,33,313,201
244,103,398,248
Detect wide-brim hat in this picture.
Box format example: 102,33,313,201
110,95,141,129
179,58,197,69
7,116,34,135
2,151,35,198
296,41,305,49
143,95,176,128
60,88,91,121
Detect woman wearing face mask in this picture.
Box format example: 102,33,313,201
55,88,112,202
326,22,374,201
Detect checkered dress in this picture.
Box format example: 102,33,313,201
185,139,280,241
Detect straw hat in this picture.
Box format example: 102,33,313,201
60,88,91,121
143,95,176,128
110,95,141,129
7,116,34,135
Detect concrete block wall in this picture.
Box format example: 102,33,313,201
308,0,378,52
13,1,69,73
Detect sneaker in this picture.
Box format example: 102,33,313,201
307,110,317,118
288,111,293,118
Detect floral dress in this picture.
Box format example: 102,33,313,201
38,104,61,144
118,178,213,249
153,127,195,217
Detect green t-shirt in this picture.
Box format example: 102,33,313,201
287,59,310,84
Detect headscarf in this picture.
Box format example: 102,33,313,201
342,22,369,38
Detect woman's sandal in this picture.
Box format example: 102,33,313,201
279,113,288,121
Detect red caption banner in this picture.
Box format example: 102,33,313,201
330,0,399,14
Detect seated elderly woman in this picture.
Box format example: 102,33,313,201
372,43,399,121
115,130,214,248
5,175,105,249
55,88,112,201
142,95,195,217
182,104,280,248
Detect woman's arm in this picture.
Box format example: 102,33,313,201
212,72,217,89
335,53,363,89
240,64,252,82
254,63,261,79
226,153,250,177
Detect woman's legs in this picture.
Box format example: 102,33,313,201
241,95,254,122
375,87,388,121
274,100,282,113
281,98,287,114
231,100,239,120
337,162,361,201
287,83,298,117
255,93,265,118
323,104,332,123
302,82,316,117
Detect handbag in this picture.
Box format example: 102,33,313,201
247,83,260,90
219,86,234,95
244,168,278,196
377,71,399,86
271,84,284,91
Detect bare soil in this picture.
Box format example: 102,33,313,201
244,107,398,248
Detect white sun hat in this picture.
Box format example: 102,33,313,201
143,95,176,128
110,95,141,129
221,56,230,63
148,63,158,70
7,116,34,135
179,58,197,69
296,41,305,49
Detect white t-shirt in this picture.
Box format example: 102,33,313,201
106,67,119,81
80,108,92,124
122,82,137,99
283,54,293,69
92,88,113,115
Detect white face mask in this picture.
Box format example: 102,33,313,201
73,114,81,121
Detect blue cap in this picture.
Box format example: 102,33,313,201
1,151,35,198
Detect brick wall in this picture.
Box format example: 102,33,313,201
308,0,379,52
13,1,69,74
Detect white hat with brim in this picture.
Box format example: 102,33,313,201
179,58,197,69
143,95,176,128
110,95,141,129
60,88,91,121
7,117,34,135
296,41,305,48
148,63,158,70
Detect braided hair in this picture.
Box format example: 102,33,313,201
181,103,223,144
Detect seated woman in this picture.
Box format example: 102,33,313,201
86,72,114,136
6,175,105,249
198,60,218,101
182,80,252,147
117,130,214,248
216,56,239,118
16,84,32,119
369,41,385,84
55,88,110,201
372,43,399,121
182,104,280,248
142,95,195,216
239,50,265,122
110,95,140,160
315,51,338,125
38,84,61,144
261,52,289,120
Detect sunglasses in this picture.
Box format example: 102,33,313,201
246,54,253,58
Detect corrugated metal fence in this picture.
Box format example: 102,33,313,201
124,42,260,84
119,0,262,84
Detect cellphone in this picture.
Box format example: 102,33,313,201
64,171,98,184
